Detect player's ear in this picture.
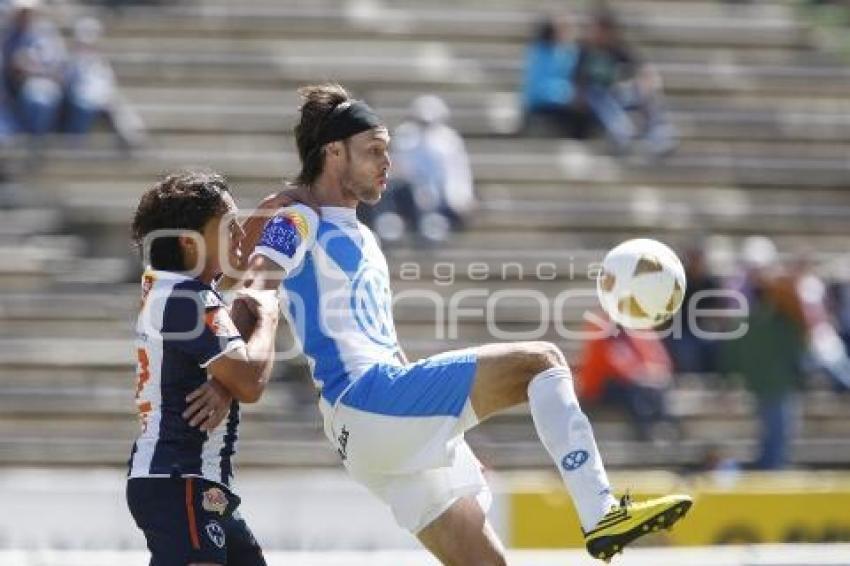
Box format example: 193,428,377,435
178,232,200,262
327,141,342,158
178,233,196,250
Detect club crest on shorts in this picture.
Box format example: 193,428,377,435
561,449,589,471
202,487,228,516
205,520,225,548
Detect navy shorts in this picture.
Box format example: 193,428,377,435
127,477,266,566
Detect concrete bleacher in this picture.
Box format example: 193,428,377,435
0,0,849,470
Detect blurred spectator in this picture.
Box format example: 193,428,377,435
791,256,850,392
574,10,676,156
834,281,850,353
579,314,678,442
721,236,806,470
665,246,723,374
2,0,66,137
101,0,171,9
361,95,475,246
700,444,741,480
62,17,146,149
520,14,590,138
63,18,114,138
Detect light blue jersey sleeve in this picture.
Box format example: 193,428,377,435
252,203,320,275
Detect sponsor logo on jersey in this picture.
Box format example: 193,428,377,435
259,211,309,258
351,264,396,347
283,211,310,240
202,487,228,516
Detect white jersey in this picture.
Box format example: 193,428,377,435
254,205,402,404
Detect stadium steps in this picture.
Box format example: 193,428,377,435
14,147,850,189
117,87,850,127
117,86,850,116
0,293,136,339
175,0,800,20
2,0,848,470
104,52,850,98
28,164,850,230
86,4,809,48
0,384,846,468
36,192,850,257
40,133,850,161
97,37,830,68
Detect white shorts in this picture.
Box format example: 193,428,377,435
319,350,491,533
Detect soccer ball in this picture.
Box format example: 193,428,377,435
596,238,686,330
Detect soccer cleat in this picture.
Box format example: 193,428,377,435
584,492,692,562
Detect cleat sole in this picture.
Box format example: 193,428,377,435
586,499,693,561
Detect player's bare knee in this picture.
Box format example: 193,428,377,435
520,341,567,376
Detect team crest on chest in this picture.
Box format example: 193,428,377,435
205,520,226,548
350,264,395,347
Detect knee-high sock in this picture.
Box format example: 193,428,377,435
527,366,617,532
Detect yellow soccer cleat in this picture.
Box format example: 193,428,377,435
584,493,693,562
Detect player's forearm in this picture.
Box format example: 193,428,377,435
240,315,278,402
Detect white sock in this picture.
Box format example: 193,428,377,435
527,366,617,532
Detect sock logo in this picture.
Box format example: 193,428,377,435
561,449,589,471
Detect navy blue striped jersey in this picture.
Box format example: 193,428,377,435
128,269,245,488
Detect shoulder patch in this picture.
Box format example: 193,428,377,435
259,211,310,258
139,272,156,310
285,210,311,240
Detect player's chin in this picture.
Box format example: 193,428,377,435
360,188,384,206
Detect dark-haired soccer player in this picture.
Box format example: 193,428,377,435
126,170,279,566
239,84,692,564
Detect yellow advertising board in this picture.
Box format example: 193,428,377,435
509,472,850,547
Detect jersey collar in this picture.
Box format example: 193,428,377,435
320,206,358,224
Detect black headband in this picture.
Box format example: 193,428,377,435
317,100,384,146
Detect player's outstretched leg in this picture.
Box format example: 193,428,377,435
469,341,692,562
417,495,507,566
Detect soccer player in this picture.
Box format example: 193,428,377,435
242,84,692,564
127,171,280,566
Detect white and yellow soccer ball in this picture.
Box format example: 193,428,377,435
597,238,687,330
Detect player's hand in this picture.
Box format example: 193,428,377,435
229,295,258,340
231,288,279,332
184,379,233,431
241,185,319,259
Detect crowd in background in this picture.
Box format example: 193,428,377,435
361,7,682,242
358,94,477,247
577,236,850,471
0,0,142,156
521,9,676,158
1,0,848,473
